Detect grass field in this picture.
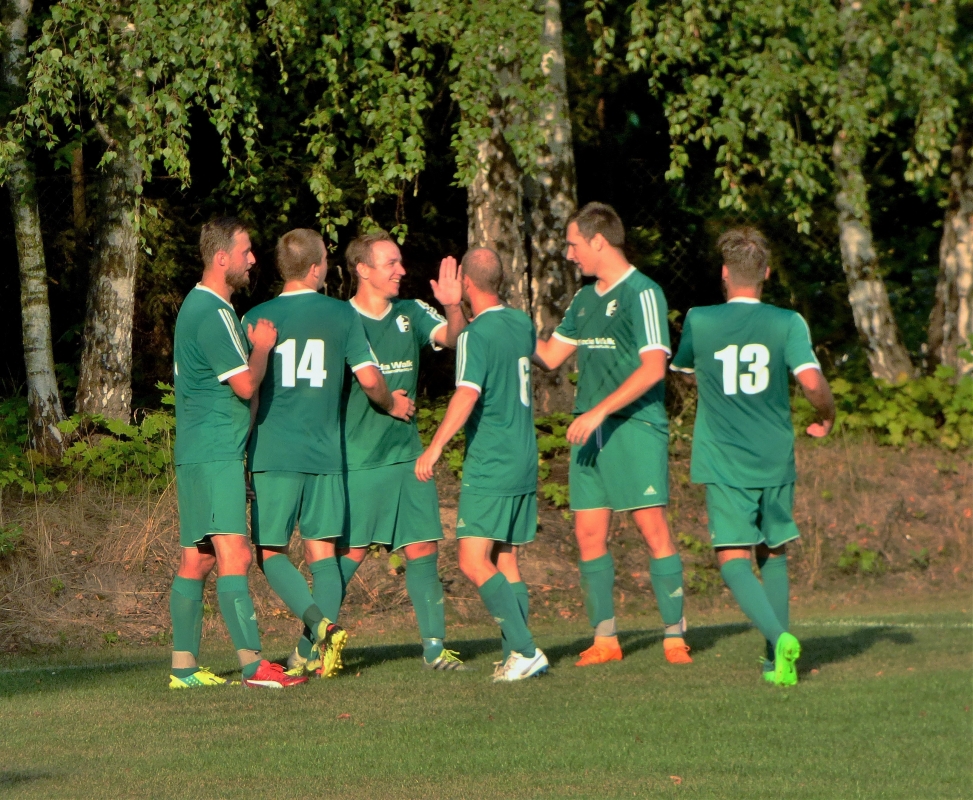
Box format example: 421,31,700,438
2,592,970,799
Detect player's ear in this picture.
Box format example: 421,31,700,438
590,233,604,252
721,264,729,282
355,261,369,282
764,266,771,281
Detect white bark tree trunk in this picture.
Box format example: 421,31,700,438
467,108,530,314
527,0,578,413
928,127,973,376
2,0,67,455
832,134,915,382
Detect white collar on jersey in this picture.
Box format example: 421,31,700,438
473,304,505,319
350,297,394,320
194,283,234,309
594,265,636,297
279,288,318,297
727,297,761,304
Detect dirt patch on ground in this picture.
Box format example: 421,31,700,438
0,437,969,651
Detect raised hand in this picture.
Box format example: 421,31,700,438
247,318,278,352
430,256,462,307
389,388,416,421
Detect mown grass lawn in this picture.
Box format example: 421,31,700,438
2,600,970,799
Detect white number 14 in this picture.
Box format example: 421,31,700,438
276,338,328,388
714,343,770,395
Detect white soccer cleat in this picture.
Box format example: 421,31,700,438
286,647,307,672
492,648,549,682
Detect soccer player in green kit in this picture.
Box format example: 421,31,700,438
534,202,692,667
416,247,548,682
306,230,470,672
244,229,414,678
670,227,835,686
170,217,306,689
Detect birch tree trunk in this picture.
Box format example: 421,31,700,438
75,122,142,420
467,107,530,313
832,134,915,382
2,0,67,455
927,126,973,376
526,0,578,413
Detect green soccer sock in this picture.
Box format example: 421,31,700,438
170,576,204,660
262,554,324,632
502,581,530,660
338,555,363,602
758,553,790,661
719,558,785,647
215,575,262,663
479,573,535,658
295,557,342,659
405,553,446,661
579,553,615,630
649,554,686,630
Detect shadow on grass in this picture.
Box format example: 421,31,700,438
0,659,166,699
0,770,57,788
340,637,501,672
797,627,914,675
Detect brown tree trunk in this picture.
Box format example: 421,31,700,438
71,144,86,230
75,122,142,420
832,134,915,382
526,0,578,413
2,0,68,455
927,126,973,376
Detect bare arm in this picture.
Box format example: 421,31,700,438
356,365,415,421
228,319,277,401
796,367,836,437
414,386,480,481
534,336,577,371
566,349,667,445
431,256,467,349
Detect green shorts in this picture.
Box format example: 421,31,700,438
176,460,248,548
705,483,799,549
569,416,669,511
339,461,444,550
456,491,537,545
250,471,346,547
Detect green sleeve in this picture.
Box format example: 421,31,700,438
631,284,671,354
785,313,820,374
455,328,487,392
670,310,696,373
199,307,250,383
553,291,581,343
346,313,379,372
411,299,447,350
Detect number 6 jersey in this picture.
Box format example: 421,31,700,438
670,298,820,488
243,289,377,474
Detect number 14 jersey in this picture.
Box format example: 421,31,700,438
243,289,377,474
670,298,820,488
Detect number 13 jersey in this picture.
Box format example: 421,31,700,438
670,298,820,488
243,290,377,474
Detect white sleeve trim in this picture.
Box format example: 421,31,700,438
456,380,482,393
428,321,447,351
792,363,821,375
351,360,379,373
218,308,249,364
638,288,665,348
670,364,695,374
551,331,577,346
639,344,672,356
217,364,249,383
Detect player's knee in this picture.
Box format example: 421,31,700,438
404,541,438,560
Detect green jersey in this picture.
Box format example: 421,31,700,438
456,306,538,496
173,285,251,465
670,298,820,488
343,297,447,470
243,289,377,475
554,266,670,426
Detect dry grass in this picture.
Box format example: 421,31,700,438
0,436,969,651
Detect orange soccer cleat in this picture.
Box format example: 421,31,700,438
663,638,693,664
575,639,623,667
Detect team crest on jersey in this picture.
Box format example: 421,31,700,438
605,299,618,317
396,314,411,333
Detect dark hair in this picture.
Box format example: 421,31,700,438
200,216,246,266
461,247,504,294
345,230,394,283
567,202,625,248
717,227,770,285
276,229,326,281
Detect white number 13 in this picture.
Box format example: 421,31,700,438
714,343,770,395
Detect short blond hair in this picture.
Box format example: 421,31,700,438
276,229,325,281
717,227,770,285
